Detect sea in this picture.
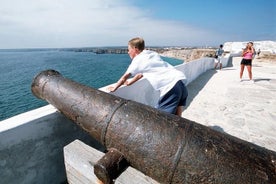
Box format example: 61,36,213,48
0,49,183,121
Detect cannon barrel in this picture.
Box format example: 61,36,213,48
31,70,276,183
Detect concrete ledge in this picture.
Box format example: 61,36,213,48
64,140,159,184
0,106,104,184
0,104,57,132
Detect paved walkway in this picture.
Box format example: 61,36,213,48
183,57,276,152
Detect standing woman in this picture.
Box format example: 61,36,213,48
240,42,255,82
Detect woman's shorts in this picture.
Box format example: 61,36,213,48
157,80,188,114
241,58,252,66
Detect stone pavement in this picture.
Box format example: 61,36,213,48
183,57,276,152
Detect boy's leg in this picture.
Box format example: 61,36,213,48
176,106,183,116
157,81,187,116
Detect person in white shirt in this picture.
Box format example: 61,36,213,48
108,37,188,116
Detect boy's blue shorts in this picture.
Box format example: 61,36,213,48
157,80,188,114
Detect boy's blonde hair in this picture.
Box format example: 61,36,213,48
128,37,145,51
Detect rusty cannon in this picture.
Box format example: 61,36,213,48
31,70,276,184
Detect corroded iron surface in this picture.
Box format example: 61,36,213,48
94,148,129,184
32,70,276,184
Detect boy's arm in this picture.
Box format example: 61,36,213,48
124,73,143,86
107,73,131,92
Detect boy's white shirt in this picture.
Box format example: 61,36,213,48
126,50,186,98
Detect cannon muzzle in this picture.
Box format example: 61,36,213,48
31,70,276,183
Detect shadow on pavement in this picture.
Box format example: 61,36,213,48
184,69,217,109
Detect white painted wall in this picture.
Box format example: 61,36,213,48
0,105,104,184
100,56,230,107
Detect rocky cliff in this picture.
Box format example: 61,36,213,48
159,48,216,62
62,41,275,63
224,40,276,54
160,41,276,62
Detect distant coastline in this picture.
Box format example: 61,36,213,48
61,47,218,62
0,47,217,62
1,40,274,63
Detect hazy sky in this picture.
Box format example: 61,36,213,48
0,0,275,49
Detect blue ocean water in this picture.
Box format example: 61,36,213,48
0,49,183,121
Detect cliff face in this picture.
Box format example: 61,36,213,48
224,40,276,54
223,40,276,63
62,47,128,54
94,48,128,54
63,41,275,63
159,49,216,62
160,41,276,62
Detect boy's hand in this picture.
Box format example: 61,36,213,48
107,86,116,92
124,81,129,86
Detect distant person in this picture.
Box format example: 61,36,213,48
240,42,255,82
257,49,261,56
107,37,188,116
214,44,224,70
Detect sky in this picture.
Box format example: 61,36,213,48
0,0,275,49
